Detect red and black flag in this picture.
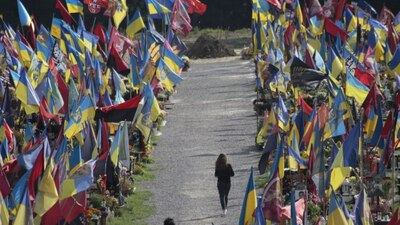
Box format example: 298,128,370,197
95,94,142,122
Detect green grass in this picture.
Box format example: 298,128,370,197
108,188,155,225
108,160,156,225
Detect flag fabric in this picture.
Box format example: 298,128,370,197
157,58,183,93
262,169,282,223
34,160,58,216
17,0,32,26
0,168,11,198
182,0,206,15
127,9,146,37
327,189,349,225
388,45,400,74
136,83,161,142
59,159,96,200
95,94,142,122
15,70,40,114
109,124,122,166
55,0,73,24
171,0,192,37
146,0,171,16
113,0,128,29
64,95,95,139
0,193,9,225
66,0,84,14
323,89,347,140
239,167,257,225
281,194,306,224
14,187,34,225
346,69,370,105
343,122,361,168
353,188,373,225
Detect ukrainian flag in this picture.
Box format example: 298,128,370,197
59,159,96,200
51,17,63,39
68,144,83,175
323,89,347,140
14,188,34,225
163,45,184,74
345,69,369,105
36,40,52,62
64,95,95,139
129,53,142,89
15,70,40,114
270,136,284,179
109,124,122,166
136,83,161,142
354,189,374,225
256,109,278,144
145,0,170,15
33,159,58,216
344,8,357,32
327,47,343,78
388,45,400,74
239,167,257,225
17,40,33,66
113,0,127,28
327,188,350,225
127,9,146,37
156,58,183,93
66,0,83,14
367,27,384,61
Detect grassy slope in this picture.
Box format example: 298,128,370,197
108,164,156,225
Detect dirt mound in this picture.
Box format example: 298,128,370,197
187,34,236,59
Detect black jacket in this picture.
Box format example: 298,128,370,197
215,164,235,183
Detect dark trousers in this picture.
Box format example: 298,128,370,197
217,181,231,210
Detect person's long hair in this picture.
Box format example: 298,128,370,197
215,153,228,170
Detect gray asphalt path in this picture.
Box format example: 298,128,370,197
144,56,260,225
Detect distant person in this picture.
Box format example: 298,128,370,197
215,153,235,216
164,217,175,225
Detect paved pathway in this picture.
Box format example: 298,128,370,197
144,56,260,225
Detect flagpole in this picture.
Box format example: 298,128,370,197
359,107,364,189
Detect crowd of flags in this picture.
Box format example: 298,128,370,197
0,0,207,223
239,0,400,224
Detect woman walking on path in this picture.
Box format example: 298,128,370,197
214,153,235,216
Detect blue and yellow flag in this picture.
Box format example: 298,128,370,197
239,167,257,225
64,95,95,139
345,69,369,105
34,159,58,216
113,0,128,28
136,83,161,142
324,89,347,140
388,45,400,74
145,0,170,16
157,58,183,93
127,9,146,37
66,0,83,14
68,144,83,175
327,188,349,225
59,158,96,200
51,17,63,39
15,70,40,114
109,124,122,166
354,188,373,225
